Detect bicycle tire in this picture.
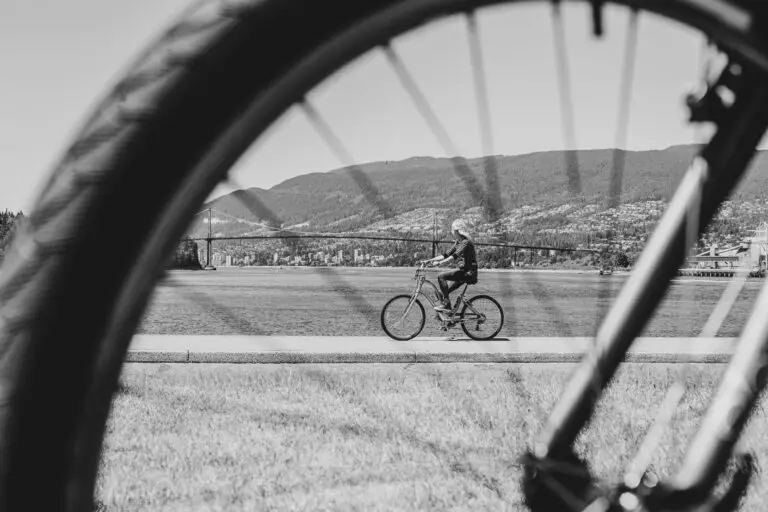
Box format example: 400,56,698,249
0,1,767,510
460,294,504,340
381,294,426,341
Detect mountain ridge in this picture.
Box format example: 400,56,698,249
189,144,768,249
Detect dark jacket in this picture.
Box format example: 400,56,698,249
443,237,478,280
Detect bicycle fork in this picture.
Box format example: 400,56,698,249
521,59,768,511
393,280,423,327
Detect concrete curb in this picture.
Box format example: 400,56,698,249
126,351,190,363
124,351,732,364
125,335,736,364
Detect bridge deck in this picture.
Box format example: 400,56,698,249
127,335,737,364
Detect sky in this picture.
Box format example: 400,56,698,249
0,0,735,213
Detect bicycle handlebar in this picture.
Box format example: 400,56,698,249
414,261,433,279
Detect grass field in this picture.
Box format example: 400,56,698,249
97,362,768,511
137,267,764,337
111,268,768,510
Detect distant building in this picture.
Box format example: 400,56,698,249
684,222,768,275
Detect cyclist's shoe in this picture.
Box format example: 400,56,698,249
434,300,452,312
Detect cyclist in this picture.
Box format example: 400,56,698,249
423,219,478,312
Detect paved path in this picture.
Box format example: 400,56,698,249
127,335,738,363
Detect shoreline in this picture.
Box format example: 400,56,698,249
166,267,767,282
168,265,621,275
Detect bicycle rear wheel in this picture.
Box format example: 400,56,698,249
461,294,504,340
2,1,768,511
381,294,427,340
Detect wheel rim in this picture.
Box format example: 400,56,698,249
383,295,425,339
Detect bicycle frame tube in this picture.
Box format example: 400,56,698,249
534,67,768,458
419,278,442,306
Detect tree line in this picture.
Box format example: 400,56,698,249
0,210,24,262
1,209,204,270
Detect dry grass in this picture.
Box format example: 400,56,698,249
137,268,763,337
97,362,768,511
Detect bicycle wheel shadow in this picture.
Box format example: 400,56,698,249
411,336,513,342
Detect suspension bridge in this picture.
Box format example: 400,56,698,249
182,207,601,270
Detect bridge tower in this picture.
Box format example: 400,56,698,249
431,211,438,258
204,208,216,270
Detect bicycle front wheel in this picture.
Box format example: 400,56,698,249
3,0,768,510
461,295,504,340
381,295,426,341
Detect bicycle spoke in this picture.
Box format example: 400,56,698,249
538,3,595,343
666,278,764,492
596,8,640,330
466,11,502,221
465,10,517,336
617,161,710,483
220,176,284,229
382,43,492,218
199,176,382,330
382,44,459,156
643,265,752,489
551,1,581,195
624,262,747,488
161,278,269,335
700,270,750,338
608,8,638,208
624,381,686,489
300,99,395,219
